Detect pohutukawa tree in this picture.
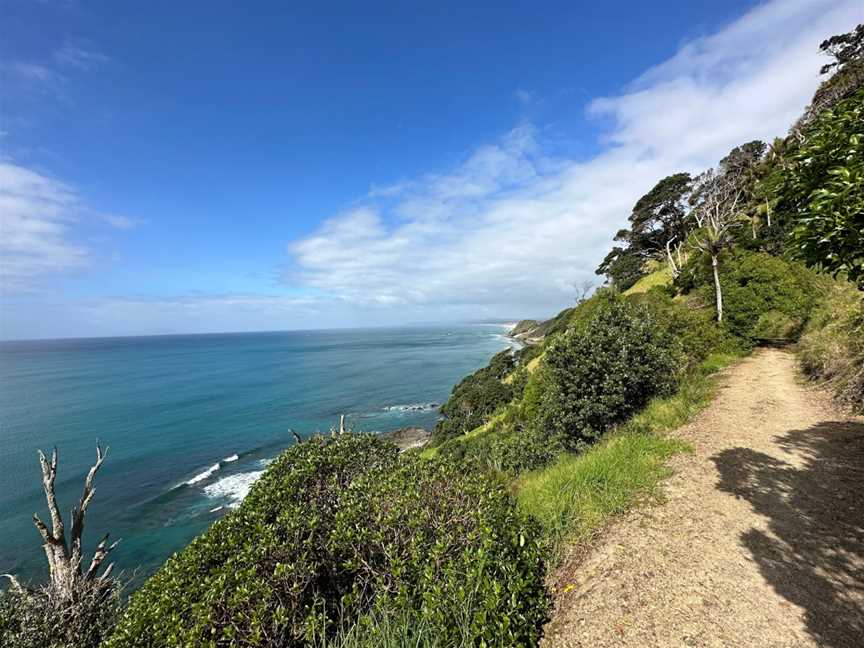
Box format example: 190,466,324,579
30,445,118,600
691,168,746,322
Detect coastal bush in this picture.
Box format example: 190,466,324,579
678,250,816,340
515,352,737,554
780,87,864,286
433,349,515,444
0,580,122,648
532,297,680,447
798,278,864,409
107,434,548,647
627,287,743,362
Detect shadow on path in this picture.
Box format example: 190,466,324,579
711,421,864,648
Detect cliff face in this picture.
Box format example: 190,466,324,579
510,319,540,338
510,308,576,344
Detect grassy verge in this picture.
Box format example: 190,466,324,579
515,352,739,556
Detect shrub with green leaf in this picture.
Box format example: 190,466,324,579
798,277,864,409
780,88,864,286
433,350,515,444
678,250,816,341
532,297,680,447
106,434,548,647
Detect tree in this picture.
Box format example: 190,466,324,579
29,445,118,600
794,24,864,136
819,23,864,75
628,173,693,277
691,168,747,322
594,245,645,290
0,446,121,648
595,173,693,285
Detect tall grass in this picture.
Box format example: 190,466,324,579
798,278,863,410
515,352,739,556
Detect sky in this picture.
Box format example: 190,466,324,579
1,0,862,339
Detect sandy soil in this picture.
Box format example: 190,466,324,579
543,349,864,648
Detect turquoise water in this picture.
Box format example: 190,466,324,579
0,325,512,586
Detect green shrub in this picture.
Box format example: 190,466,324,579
780,88,864,286
627,287,743,362
798,278,864,409
532,297,680,447
678,250,817,341
107,434,548,647
433,350,515,444
0,580,122,648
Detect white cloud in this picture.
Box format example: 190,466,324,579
0,161,90,292
54,42,111,71
286,0,862,320
0,160,139,293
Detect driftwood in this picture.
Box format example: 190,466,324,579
31,445,118,600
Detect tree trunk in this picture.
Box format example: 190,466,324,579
31,446,116,601
712,254,723,323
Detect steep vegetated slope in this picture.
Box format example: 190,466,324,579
1,24,862,648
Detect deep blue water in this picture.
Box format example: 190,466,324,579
0,325,513,586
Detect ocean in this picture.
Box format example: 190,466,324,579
0,325,514,586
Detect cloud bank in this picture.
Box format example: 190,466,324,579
286,0,862,320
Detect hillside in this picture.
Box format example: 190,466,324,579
544,349,864,647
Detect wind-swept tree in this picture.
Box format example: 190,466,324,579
691,168,747,322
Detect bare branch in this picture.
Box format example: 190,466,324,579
70,444,109,569
1,573,23,592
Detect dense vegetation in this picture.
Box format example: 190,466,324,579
106,434,547,647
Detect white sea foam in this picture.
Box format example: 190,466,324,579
186,463,220,485
223,454,239,462
382,402,438,413
203,470,264,508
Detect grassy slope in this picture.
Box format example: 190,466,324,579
515,352,740,556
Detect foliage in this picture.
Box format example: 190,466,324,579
532,297,680,447
627,287,744,362
514,352,737,555
781,88,864,287
0,580,122,648
678,250,816,341
433,350,515,444
596,173,693,288
595,245,645,290
106,434,548,647
798,278,864,410
818,23,864,76
515,433,687,554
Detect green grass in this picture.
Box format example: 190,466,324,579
515,352,739,556
624,263,672,295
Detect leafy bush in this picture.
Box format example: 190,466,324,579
436,409,563,477
780,88,864,286
107,434,548,647
531,297,680,447
0,580,122,648
433,350,515,444
798,278,864,409
628,287,743,362
678,250,816,341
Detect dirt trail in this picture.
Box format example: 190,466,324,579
543,349,864,648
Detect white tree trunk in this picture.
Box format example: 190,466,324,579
31,446,116,601
712,254,723,323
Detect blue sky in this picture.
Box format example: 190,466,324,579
1,0,861,339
